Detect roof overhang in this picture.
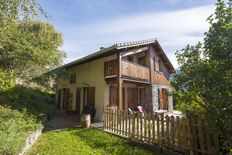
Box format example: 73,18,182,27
61,39,176,74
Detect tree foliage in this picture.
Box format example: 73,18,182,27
171,0,232,151
0,0,65,83
0,21,65,80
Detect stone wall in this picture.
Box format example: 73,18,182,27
151,84,174,113
19,128,43,155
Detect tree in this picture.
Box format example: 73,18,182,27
171,0,232,151
0,0,46,42
0,0,65,83
0,21,66,80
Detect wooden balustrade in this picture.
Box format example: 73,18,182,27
121,59,150,81
105,59,150,81
105,60,169,84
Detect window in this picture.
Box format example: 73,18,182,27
70,73,76,84
159,60,162,72
153,58,156,71
138,56,145,66
128,56,133,62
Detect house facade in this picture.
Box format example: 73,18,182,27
56,39,175,121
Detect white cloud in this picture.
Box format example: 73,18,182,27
61,4,215,68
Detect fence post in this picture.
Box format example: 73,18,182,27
132,113,135,140
125,110,128,137
140,112,143,141
152,113,156,144
176,116,181,150
119,110,122,135
170,115,175,149
144,113,147,142
165,115,170,147
156,113,160,145
136,112,139,140
161,113,165,146
148,113,151,144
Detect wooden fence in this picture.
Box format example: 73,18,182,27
103,106,220,155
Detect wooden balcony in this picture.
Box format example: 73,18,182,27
104,59,150,81
152,71,169,85
121,59,150,81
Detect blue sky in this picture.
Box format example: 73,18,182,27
39,0,216,68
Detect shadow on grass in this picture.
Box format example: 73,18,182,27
68,127,158,155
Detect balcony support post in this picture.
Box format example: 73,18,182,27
117,52,123,110
147,46,154,82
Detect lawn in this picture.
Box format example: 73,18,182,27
27,128,160,155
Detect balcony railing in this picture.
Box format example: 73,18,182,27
152,71,169,85
121,59,150,81
105,60,169,84
105,59,150,81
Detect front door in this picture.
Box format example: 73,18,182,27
83,87,95,108
62,88,70,110
127,87,138,110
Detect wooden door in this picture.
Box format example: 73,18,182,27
62,88,66,109
159,88,168,110
139,88,147,109
127,87,138,110
87,87,95,108
57,89,62,109
109,85,118,107
83,87,95,108
76,88,81,115
62,88,70,110
67,93,73,112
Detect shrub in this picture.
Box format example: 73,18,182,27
0,85,54,154
0,106,41,154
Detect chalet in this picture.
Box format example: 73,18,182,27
56,39,176,121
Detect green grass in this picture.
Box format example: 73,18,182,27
27,128,160,155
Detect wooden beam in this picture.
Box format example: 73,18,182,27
117,52,123,110
147,46,154,83
121,47,149,57
121,77,150,84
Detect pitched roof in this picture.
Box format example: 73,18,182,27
63,39,175,73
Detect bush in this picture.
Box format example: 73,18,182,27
0,70,15,91
0,106,41,154
1,85,54,120
0,85,54,154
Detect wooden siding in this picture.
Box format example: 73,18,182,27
121,59,150,81
153,71,169,85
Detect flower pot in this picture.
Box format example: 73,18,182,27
81,114,91,128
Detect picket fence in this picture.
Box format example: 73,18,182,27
103,106,220,155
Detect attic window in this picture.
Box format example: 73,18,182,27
128,56,133,62
70,73,76,84
138,56,145,66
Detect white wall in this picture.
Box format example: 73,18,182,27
57,57,109,121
